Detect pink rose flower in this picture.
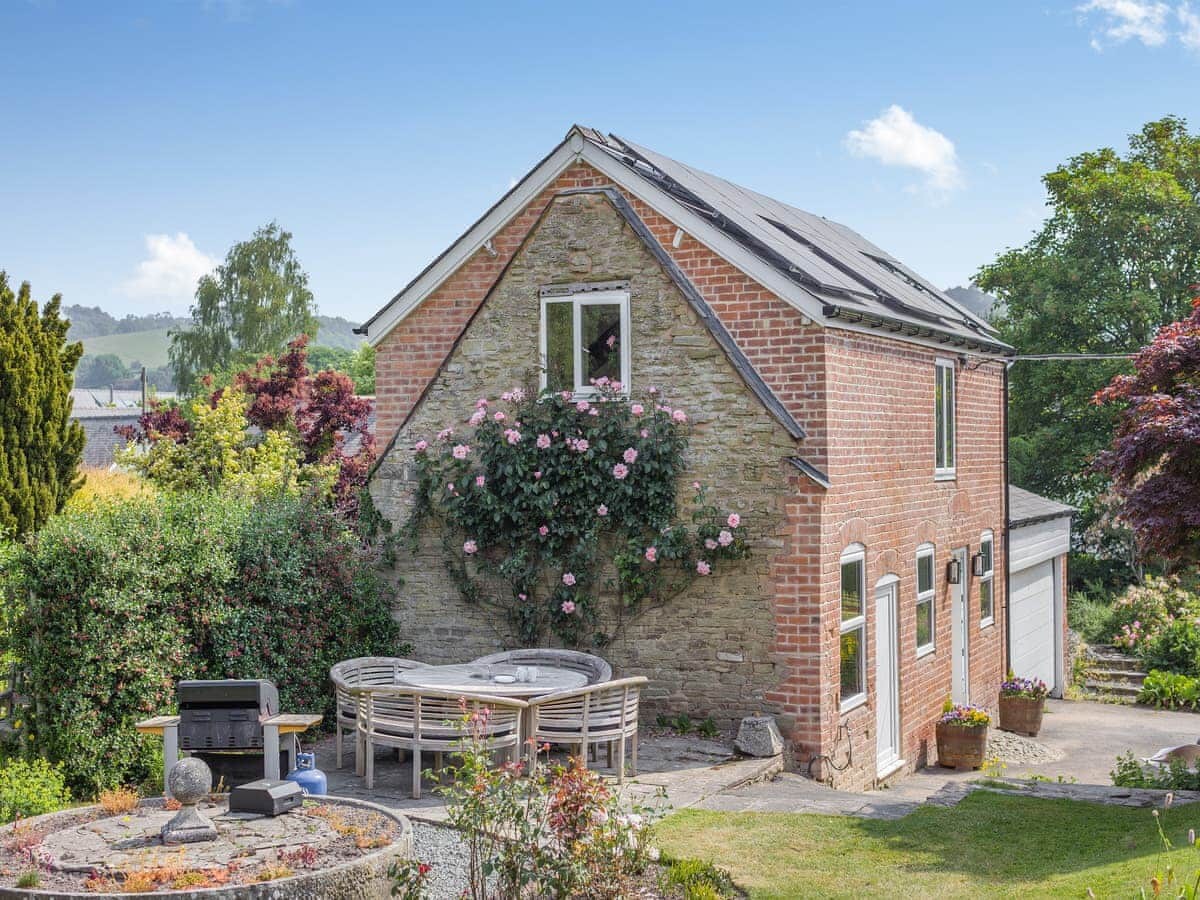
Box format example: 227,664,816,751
561,600,577,614
574,439,590,453
610,381,623,392
446,482,455,492
640,429,649,438
562,572,576,586
539,525,549,537
597,504,608,517
718,529,733,547
534,470,542,479
475,475,486,487
727,513,741,528
463,540,478,555
414,440,429,453
560,391,573,401
437,428,454,441
518,593,527,601
493,411,506,422
645,547,658,563
648,386,659,395
475,398,489,408
696,560,711,576
692,481,702,490
606,334,617,348
576,400,590,413
505,429,522,445
705,538,718,550
589,408,599,416
612,463,629,480
537,433,552,449
672,409,688,423
452,444,470,460
468,410,485,426
631,403,645,416
623,447,638,464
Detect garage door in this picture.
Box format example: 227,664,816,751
1010,560,1057,689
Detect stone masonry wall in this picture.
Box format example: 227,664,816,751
369,190,803,725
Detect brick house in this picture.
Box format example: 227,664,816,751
360,126,1013,789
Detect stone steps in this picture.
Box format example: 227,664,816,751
1081,646,1146,703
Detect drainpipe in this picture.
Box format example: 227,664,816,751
1002,361,1013,675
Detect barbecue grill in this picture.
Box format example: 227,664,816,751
178,679,279,751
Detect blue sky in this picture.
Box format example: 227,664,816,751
3,0,1198,324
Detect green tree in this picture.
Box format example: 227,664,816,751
976,117,1200,555
0,273,84,537
168,222,318,394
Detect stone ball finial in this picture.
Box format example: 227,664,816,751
167,757,212,806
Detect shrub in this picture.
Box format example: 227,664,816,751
0,757,71,823
658,856,738,900
98,786,139,815
1107,575,1200,654
1137,670,1200,710
3,491,399,794
65,467,154,513
1066,591,1116,644
1112,751,1200,791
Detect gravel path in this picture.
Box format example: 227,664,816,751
987,729,1065,766
413,821,477,900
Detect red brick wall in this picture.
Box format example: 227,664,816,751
809,332,1007,788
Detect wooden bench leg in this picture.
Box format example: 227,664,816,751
617,734,627,785
412,746,421,800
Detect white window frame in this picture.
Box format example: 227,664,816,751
934,358,956,479
839,544,867,713
538,289,631,398
979,530,995,628
915,543,936,658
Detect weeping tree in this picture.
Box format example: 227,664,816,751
169,222,319,395
0,273,84,537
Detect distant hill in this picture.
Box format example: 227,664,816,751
945,285,999,321
67,305,363,389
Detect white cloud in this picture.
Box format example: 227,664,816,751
1077,0,1200,50
121,233,216,312
1078,0,1170,47
844,105,963,194
1179,2,1200,48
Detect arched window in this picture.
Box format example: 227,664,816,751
916,543,935,656
839,544,867,711
979,530,995,627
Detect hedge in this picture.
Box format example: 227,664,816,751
2,491,399,795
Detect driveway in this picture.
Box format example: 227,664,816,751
698,698,1200,815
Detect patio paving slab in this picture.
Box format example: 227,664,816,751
311,730,781,823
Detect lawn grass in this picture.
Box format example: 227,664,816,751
652,791,1200,898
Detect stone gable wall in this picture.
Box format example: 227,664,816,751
369,190,802,725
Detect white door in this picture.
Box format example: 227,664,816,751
1010,559,1058,691
875,579,901,774
951,547,970,705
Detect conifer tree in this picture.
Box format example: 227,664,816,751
0,273,84,536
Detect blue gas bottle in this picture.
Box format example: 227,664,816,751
285,752,327,796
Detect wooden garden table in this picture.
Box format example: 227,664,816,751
395,663,587,698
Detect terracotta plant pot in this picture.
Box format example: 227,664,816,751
936,722,988,770
998,695,1045,737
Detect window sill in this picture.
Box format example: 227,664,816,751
839,695,867,716
980,617,995,630
934,471,957,482
916,644,936,660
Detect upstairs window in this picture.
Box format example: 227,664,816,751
935,359,956,477
839,545,867,712
916,544,935,656
539,287,630,397
979,531,995,627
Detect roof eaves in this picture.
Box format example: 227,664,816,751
822,303,1014,356
787,456,830,489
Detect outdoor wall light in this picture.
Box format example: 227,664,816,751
971,552,986,577
946,558,962,584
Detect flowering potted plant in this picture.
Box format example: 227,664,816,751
935,700,990,770
998,672,1049,737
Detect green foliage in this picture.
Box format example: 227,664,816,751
307,343,375,394
0,757,71,823
1112,751,1200,790
437,703,659,899
1108,575,1200,656
169,222,318,395
409,385,749,647
15,871,39,889
976,117,1200,569
117,390,336,500
658,855,738,900
1138,670,1200,710
1067,590,1116,644
697,717,719,740
1144,623,1200,679
3,492,398,794
0,272,84,537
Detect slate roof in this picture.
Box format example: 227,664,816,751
1009,485,1076,528
580,129,1008,353
70,388,177,417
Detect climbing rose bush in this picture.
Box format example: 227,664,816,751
407,381,749,646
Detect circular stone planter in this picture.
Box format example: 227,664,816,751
998,695,1045,737
0,794,412,899
936,722,988,771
